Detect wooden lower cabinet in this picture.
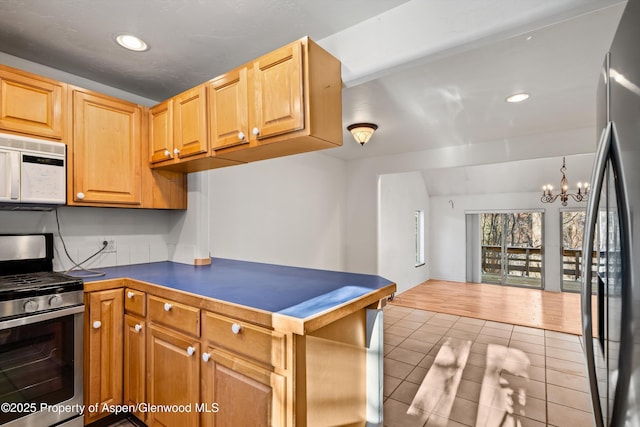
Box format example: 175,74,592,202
201,347,285,427
147,324,201,427
123,314,146,422
83,281,389,427
84,288,124,424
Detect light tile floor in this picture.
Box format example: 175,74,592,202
383,304,594,427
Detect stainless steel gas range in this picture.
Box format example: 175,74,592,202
0,233,84,427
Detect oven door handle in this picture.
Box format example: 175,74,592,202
0,305,84,330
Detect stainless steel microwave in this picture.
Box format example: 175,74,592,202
0,133,66,208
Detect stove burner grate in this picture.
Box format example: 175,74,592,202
0,272,83,294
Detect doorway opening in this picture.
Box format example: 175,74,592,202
467,211,544,289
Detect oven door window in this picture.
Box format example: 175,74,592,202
0,315,75,423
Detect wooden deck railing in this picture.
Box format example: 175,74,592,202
482,245,542,277
482,245,599,280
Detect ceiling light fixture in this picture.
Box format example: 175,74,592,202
505,92,530,103
347,123,378,146
115,34,149,52
541,157,589,206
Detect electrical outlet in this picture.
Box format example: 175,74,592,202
101,238,117,253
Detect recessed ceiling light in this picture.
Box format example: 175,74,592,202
115,34,149,52
505,93,530,103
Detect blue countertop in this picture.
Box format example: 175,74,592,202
83,258,395,320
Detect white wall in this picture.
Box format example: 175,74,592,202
429,191,587,292
168,172,211,265
343,131,597,276
207,152,347,271
378,172,430,293
0,207,175,272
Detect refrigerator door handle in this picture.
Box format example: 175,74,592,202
608,122,633,425
582,121,611,427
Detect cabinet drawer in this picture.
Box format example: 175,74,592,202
202,311,285,369
124,288,146,317
148,295,200,337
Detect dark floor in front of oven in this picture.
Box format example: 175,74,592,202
105,416,139,427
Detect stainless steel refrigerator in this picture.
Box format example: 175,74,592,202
582,0,640,425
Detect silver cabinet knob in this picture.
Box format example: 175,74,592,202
164,302,172,312
202,352,211,362
238,131,245,141
186,346,196,357
252,127,260,136
164,150,171,157
127,291,135,299
231,323,242,334
134,324,142,333
173,148,180,155
92,320,102,329
77,192,85,200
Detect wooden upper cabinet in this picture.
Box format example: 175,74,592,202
0,66,65,139
149,99,174,163
153,36,342,171
208,67,249,150
210,37,342,164
150,84,242,173
173,84,208,159
252,40,304,139
71,89,142,206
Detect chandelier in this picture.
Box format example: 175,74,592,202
541,157,589,206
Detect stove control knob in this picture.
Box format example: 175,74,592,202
24,299,39,312
49,295,63,308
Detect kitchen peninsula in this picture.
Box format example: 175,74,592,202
83,258,395,426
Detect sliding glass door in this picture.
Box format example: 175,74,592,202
561,210,600,292
480,212,544,289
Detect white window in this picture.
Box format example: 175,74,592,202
415,209,425,267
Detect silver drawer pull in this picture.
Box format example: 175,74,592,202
92,320,102,329
231,323,242,335
164,302,172,312
127,291,135,299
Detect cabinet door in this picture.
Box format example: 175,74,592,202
124,314,146,422
72,90,141,205
201,347,285,427
208,67,249,150
0,68,65,139
147,324,200,427
173,85,208,159
252,40,304,140
149,99,174,163
85,289,124,424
